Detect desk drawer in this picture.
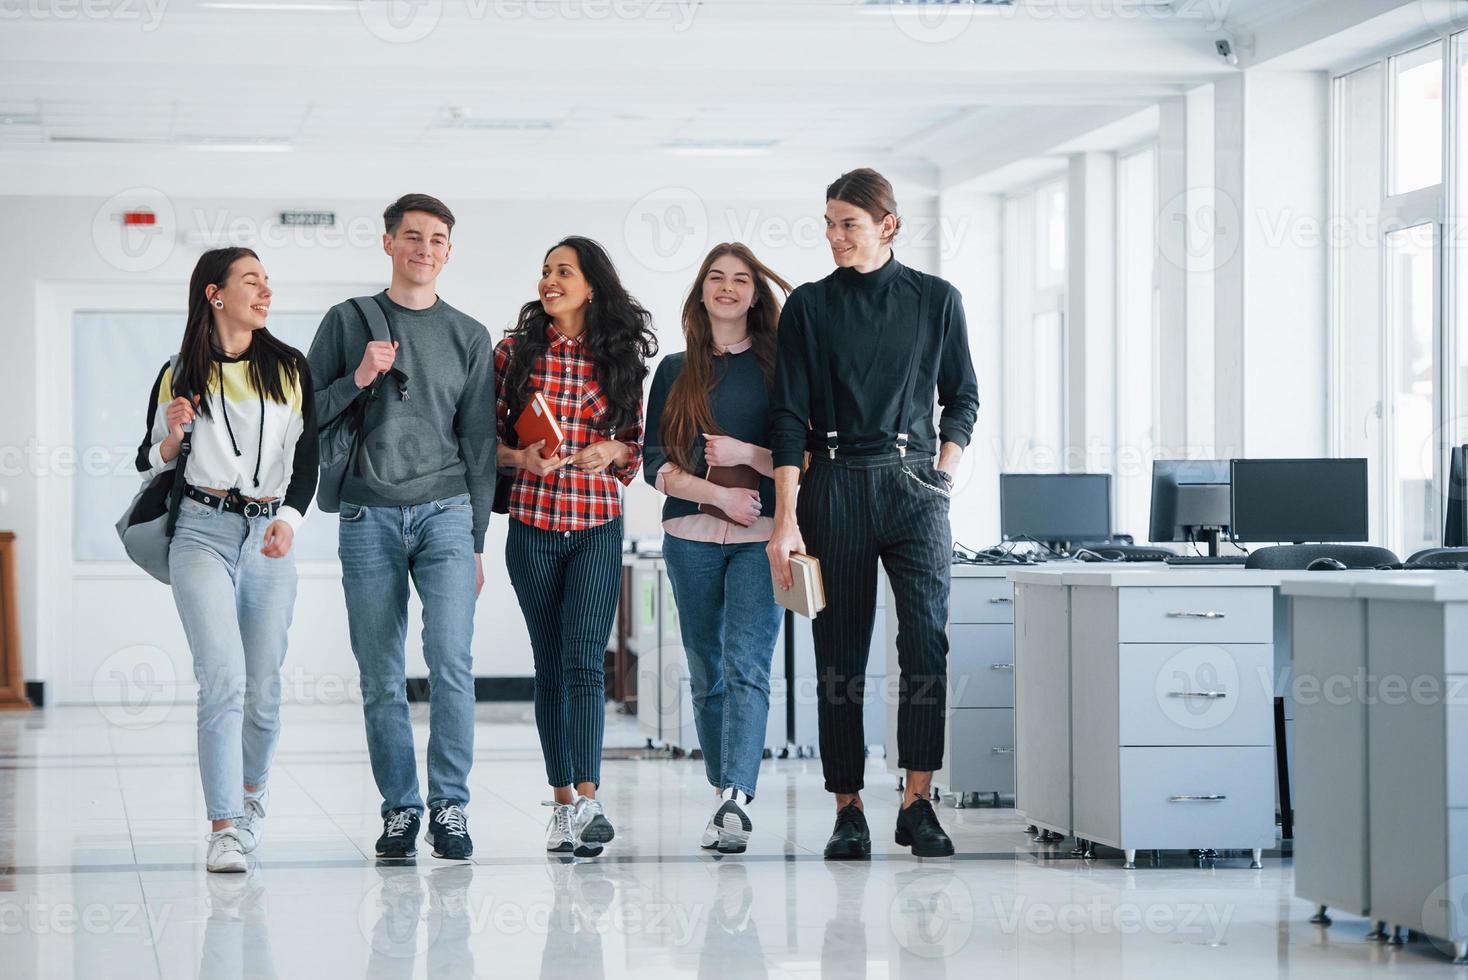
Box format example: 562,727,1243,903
947,708,1015,794
1118,587,1273,644
1116,746,1275,850
950,577,1014,624
948,623,1015,708
1118,643,1274,747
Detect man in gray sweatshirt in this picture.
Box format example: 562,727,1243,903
307,193,496,861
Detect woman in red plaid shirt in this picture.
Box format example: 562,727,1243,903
494,236,657,857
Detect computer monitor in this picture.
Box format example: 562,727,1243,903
1148,460,1232,555
1447,445,1468,548
1229,458,1369,544
1000,473,1112,551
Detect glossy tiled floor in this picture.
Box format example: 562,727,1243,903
0,702,1455,978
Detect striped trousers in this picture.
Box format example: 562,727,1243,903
796,453,952,794
506,516,624,789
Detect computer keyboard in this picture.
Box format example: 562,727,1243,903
1165,555,1248,566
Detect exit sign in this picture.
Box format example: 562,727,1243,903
279,210,336,226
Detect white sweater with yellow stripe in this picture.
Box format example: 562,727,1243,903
136,351,319,531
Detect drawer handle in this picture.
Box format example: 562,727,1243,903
989,597,1013,604
1167,690,1227,699
990,663,1015,671
991,746,1014,754
1168,794,1227,802
1166,611,1226,620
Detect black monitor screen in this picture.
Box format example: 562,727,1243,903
1149,459,1231,543
1229,458,1369,543
1000,474,1111,543
1448,445,1468,548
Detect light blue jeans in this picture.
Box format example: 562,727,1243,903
661,535,782,800
169,497,298,822
339,493,477,815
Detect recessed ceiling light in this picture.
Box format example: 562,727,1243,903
182,141,294,153
664,140,776,157
200,1,355,11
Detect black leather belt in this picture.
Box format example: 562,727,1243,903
185,486,282,519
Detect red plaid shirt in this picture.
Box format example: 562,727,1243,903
493,326,644,532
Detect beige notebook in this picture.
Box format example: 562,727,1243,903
775,553,826,619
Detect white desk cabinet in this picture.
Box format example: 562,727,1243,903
1011,569,1074,838
1280,574,1376,923
885,565,1014,799
1359,576,1468,963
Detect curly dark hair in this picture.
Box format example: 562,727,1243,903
501,236,658,434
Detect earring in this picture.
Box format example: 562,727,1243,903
212,299,224,309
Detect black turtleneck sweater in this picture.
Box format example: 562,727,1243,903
768,253,980,469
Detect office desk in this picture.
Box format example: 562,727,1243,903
1358,575,1468,961
884,565,1015,802
1009,565,1282,868
1278,572,1378,925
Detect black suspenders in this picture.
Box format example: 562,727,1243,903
811,273,933,460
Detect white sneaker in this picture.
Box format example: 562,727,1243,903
700,813,721,851
544,801,576,853
712,798,752,854
236,788,267,853
206,828,248,874
572,797,614,858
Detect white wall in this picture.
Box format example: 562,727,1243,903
0,186,943,697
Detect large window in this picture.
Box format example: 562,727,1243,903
1001,179,1067,474
1332,38,1458,558
1116,146,1159,541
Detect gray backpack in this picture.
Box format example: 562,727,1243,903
115,354,191,584
315,296,395,513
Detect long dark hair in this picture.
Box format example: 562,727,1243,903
172,247,304,418
661,243,790,472
501,236,658,434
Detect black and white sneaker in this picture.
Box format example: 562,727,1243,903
713,799,753,854
426,803,474,860
375,807,421,859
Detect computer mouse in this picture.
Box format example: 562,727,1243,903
1307,557,1349,571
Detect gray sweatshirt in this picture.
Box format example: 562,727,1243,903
307,291,497,552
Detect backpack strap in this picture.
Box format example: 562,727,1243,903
163,354,193,537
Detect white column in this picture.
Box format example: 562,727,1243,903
1213,70,1330,459
1157,85,1218,458
939,182,1004,546
1066,151,1117,473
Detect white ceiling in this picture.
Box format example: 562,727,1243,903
0,0,1449,197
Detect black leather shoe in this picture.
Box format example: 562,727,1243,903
823,803,872,860
895,798,955,857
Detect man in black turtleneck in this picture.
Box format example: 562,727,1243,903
768,168,980,860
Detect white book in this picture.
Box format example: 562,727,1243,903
775,553,826,619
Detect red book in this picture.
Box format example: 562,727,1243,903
513,391,564,458
699,464,763,524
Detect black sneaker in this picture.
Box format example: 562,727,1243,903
895,798,955,857
823,803,871,860
426,803,474,860
375,807,421,858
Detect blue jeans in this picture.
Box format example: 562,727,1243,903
505,517,623,789
339,493,478,815
170,497,298,821
661,534,782,800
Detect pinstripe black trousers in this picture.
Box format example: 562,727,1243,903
505,516,624,789
797,453,951,794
